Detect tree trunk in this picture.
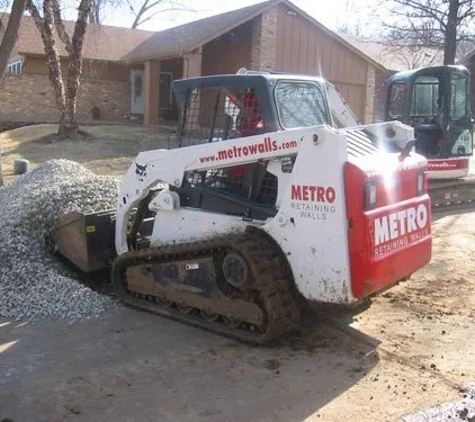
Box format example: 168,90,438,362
27,0,67,130
0,0,26,79
88,0,101,24
27,0,91,139
444,0,459,64
60,0,91,136
0,0,27,186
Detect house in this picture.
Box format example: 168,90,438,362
0,13,154,123
1,0,405,126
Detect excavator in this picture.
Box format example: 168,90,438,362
55,72,432,344
385,65,473,180
383,64,475,208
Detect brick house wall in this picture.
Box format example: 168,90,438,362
0,73,130,123
251,7,278,70
373,69,395,122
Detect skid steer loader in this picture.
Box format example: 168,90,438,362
56,72,432,344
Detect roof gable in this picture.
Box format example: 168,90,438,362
125,0,386,70
124,0,276,62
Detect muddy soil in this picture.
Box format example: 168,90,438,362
0,209,474,422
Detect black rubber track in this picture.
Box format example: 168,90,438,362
111,230,301,345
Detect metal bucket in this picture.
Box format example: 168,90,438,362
55,210,117,273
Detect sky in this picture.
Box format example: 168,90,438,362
93,0,381,36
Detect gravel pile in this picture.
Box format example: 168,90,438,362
402,385,475,422
0,159,122,321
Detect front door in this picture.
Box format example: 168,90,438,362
130,69,144,115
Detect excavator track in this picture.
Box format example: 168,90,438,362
111,230,300,345
429,177,475,211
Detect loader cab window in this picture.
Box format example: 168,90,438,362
387,83,406,120
275,81,329,128
226,88,264,137
450,72,471,119
410,76,440,123
177,85,265,146
409,75,445,157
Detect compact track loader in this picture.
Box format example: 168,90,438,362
56,73,432,344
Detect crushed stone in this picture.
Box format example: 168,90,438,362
0,159,121,321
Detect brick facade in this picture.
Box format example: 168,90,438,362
373,69,395,122
251,7,278,71
0,74,130,124
364,66,376,123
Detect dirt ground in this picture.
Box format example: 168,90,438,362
0,206,474,422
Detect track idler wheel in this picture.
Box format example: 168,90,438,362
222,252,252,290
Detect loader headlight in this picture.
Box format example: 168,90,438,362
364,179,378,210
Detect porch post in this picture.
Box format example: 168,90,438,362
364,64,376,124
251,7,277,71
182,48,202,133
182,47,202,78
144,60,160,125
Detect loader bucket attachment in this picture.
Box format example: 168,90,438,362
55,210,117,273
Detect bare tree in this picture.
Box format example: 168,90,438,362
379,0,475,65
88,0,120,24
26,0,92,138
88,0,102,23
335,0,365,36
0,0,26,186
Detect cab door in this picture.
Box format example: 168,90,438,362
409,74,445,158
445,69,473,157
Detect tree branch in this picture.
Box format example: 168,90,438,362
52,0,72,53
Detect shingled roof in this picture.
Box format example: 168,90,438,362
124,1,276,62
124,0,386,70
0,12,154,61
1,0,387,70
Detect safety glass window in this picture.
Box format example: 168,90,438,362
275,81,329,128
411,76,439,118
450,73,470,118
388,83,406,119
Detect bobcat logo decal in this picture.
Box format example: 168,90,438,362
135,162,147,181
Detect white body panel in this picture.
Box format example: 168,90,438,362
356,121,415,151
115,124,414,304
150,207,249,244
427,157,470,179
261,128,353,303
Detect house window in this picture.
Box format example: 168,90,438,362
159,72,173,109
7,60,22,74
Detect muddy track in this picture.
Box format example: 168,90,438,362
429,178,475,209
111,229,301,345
